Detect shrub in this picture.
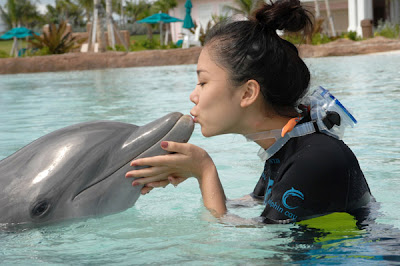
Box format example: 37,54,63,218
311,33,332,45
141,39,158,49
284,33,331,45
341,31,362,41
29,21,87,55
374,20,400,39
107,44,128,52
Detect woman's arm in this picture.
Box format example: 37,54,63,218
197,161,227,217
226,194,263,208
126,141,227,217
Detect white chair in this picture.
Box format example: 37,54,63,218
182,26,201,48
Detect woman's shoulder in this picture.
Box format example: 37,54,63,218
296,133,353,156
281,132,359,171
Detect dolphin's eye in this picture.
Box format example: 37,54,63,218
31,200,50,218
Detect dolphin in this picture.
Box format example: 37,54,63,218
0,112,194,227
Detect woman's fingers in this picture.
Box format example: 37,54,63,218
130,155,168,167
130,142,192,167
146,180,170,188
125,166,168,178
140,186,153,195
160,141,191,155
168,176,187,187
131,173,170,186
140,180,170,195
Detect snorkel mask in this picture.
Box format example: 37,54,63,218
245,87,358,161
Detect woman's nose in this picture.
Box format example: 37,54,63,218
189,88,199,104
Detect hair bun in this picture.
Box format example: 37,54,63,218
252,0,312,33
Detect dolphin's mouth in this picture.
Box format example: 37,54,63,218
72,114,194,201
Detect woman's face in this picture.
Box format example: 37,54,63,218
190,47,244,137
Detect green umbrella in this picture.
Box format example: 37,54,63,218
137,13,183,45
0,27,39,57
183,0,195,29
136,13,183,24
0,27,39,40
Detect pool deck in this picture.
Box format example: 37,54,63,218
1,36,399,75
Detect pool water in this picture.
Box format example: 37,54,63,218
0,51,399,265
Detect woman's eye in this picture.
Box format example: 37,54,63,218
197,82,205,87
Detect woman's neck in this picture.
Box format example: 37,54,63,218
242,112,292,150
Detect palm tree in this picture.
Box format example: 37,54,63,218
152,0,177,13
0,0,42,56
152,0,177,44
125,0,153,40
0,0,41,29
92,0,107,52
223,0,265,17
76,0,94,22
125,0,151,22
44,0,84,27
106,0,115,49
324,0,336,36
0,0,19,29
314,0,321,18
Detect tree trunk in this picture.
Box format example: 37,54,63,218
146,24,153,40
89,3,97,51
106,0,115,49
94,0,106,52
314,0,321,18
324,0,336,37
120,0,124,27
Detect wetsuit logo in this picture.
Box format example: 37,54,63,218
282,188,304,210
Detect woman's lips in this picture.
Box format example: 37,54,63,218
190,109,198,123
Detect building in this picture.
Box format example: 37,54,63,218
0,19,6,34
169,0,400,43
169,0,235,43
0,8,6,34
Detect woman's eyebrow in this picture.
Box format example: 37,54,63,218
196,69,209,75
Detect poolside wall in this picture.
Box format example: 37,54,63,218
0,47,202,75
1,37,400,75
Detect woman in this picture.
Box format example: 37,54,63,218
125,0,372,223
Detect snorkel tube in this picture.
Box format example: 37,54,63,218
245,87,358,161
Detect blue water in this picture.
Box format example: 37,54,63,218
0,51,399,265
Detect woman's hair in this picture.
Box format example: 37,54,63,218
204,0,313,117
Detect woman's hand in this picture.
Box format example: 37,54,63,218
126,141,227,217
125,141,214,194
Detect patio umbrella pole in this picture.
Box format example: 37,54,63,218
0,27,39,56
10,37,18,57
160,21,163,46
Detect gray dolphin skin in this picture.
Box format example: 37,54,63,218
0,112,194,227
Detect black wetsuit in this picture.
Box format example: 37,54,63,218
252,132,372,224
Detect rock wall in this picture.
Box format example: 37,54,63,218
1,37,399,75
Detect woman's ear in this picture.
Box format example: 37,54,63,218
240,79,260,108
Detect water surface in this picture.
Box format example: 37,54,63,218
0,51,399,264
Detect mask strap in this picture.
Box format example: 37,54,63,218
245,129,282,142
244,115,302,142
